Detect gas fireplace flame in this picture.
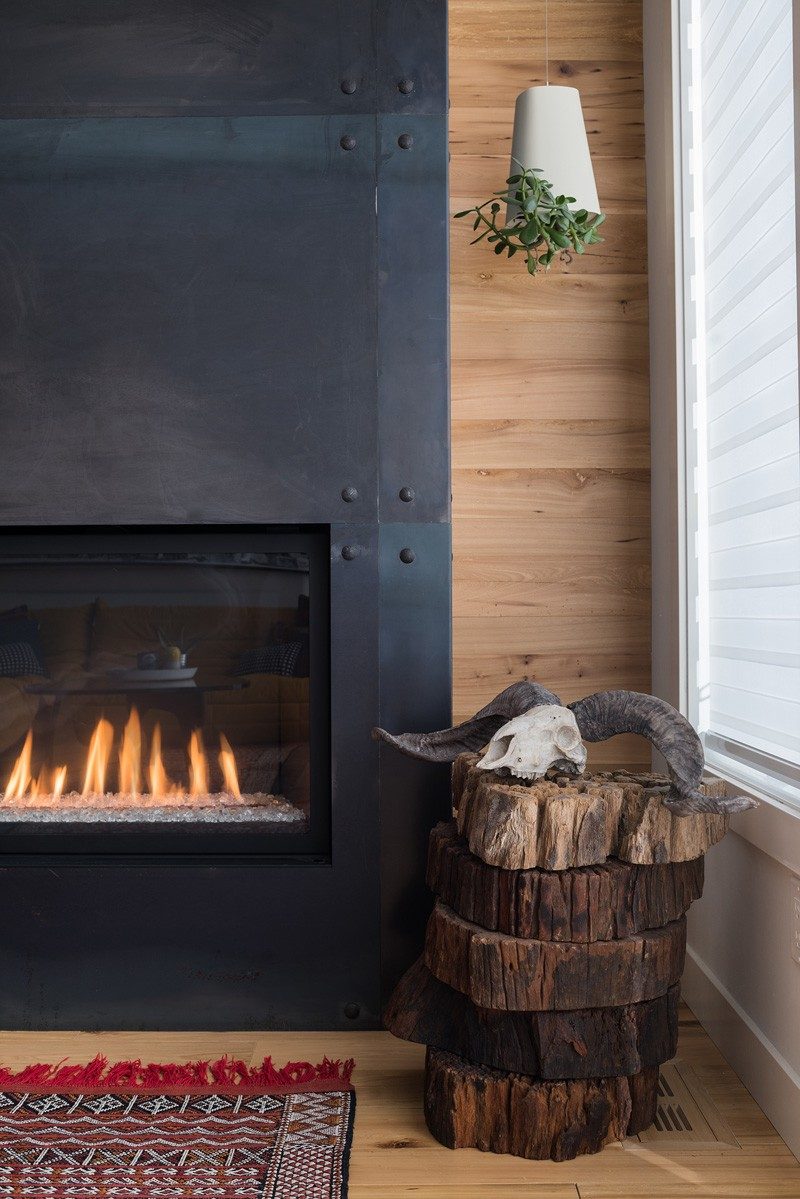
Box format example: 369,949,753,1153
118,707,142,798
148,722,172,799
218,733,241,799
4,730,33,800
2,712,244,805
82,718,114,797
189,729,209,797
52,766,67,800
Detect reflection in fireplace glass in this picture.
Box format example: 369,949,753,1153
0,549,314,828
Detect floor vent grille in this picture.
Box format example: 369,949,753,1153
638,1060,740,1149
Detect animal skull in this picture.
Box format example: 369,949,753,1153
476,704,587,782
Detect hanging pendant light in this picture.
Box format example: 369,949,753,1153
454,0,605,274
508,0,599,215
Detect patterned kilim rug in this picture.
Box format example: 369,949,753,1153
0,1054,355,1198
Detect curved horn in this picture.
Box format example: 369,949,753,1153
372,680,562,763
568,691,757,816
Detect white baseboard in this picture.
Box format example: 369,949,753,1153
682,944,800,1160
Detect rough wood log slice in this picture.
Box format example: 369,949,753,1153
451,754,728,870
425,902,686,1011
424,1049,659,1160
385,957,679,1079
427,821,704,941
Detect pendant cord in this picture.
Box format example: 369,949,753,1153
545,0,549,85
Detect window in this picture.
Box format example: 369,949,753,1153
677,0,800,805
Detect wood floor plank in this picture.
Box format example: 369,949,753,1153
0,1030,260,1069
578,1184,800,1198
359,1188,578,1198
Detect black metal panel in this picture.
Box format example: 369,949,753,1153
378,522,451,1000
377,116,450,524
0,0,376,116
0,0,450,1029
377,0,448,115
0,117,378,526
0,860,378,1030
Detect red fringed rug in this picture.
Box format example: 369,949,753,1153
0,1054,355,1198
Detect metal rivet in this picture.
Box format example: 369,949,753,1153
340,78,358,94
398,133,414,150
399,486,415,503
398,78,415,94
340,134,357,151
341,545,358,561
341,486,359,503
399,547,415,564
344,1002,361,1020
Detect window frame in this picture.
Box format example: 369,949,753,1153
673,0,800,816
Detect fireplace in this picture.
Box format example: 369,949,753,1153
0,530,329,855
0,0,449,1030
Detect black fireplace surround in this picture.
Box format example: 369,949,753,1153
0,1,450,1029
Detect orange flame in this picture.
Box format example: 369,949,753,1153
4,730,33,800
29,765,48,800
148,722,171,799
218,733,241,798
118,708,142,797
3,718,242,804
82,718,114,797
189,729,208,797
52,766,67,800
3,734,68,804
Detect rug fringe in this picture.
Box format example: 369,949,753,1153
0,1054,355,1092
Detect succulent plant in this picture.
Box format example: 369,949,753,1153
156,626,203,655
455,167,605,276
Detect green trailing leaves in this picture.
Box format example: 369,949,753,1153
454,167,605,276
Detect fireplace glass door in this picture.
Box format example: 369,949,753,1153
0,530,329,855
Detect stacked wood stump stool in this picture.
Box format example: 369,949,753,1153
385,753,730,1161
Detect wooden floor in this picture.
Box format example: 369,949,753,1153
1,1005,798,1198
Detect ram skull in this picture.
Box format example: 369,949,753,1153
372,680,759,813
476,704,587,782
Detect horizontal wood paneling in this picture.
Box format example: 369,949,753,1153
450,1,644,59
450,0,650,767
451,360,649,419
452,421,650,468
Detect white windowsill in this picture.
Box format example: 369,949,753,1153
704,751,800,877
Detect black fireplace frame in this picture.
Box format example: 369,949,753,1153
0,526,333,858
0,0,450,1030
0,519,451,1030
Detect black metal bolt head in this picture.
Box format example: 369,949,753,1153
397,133,414,150
341,486,359,503
339,134,357,151
341,545,358,561
340,78,358,94
399,547,415,564
398,486,415,503
398,77,415,94
344,1002,361,1020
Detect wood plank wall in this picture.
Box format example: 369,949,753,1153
449,0,650,768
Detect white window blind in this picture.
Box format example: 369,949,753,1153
679,0,800,798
